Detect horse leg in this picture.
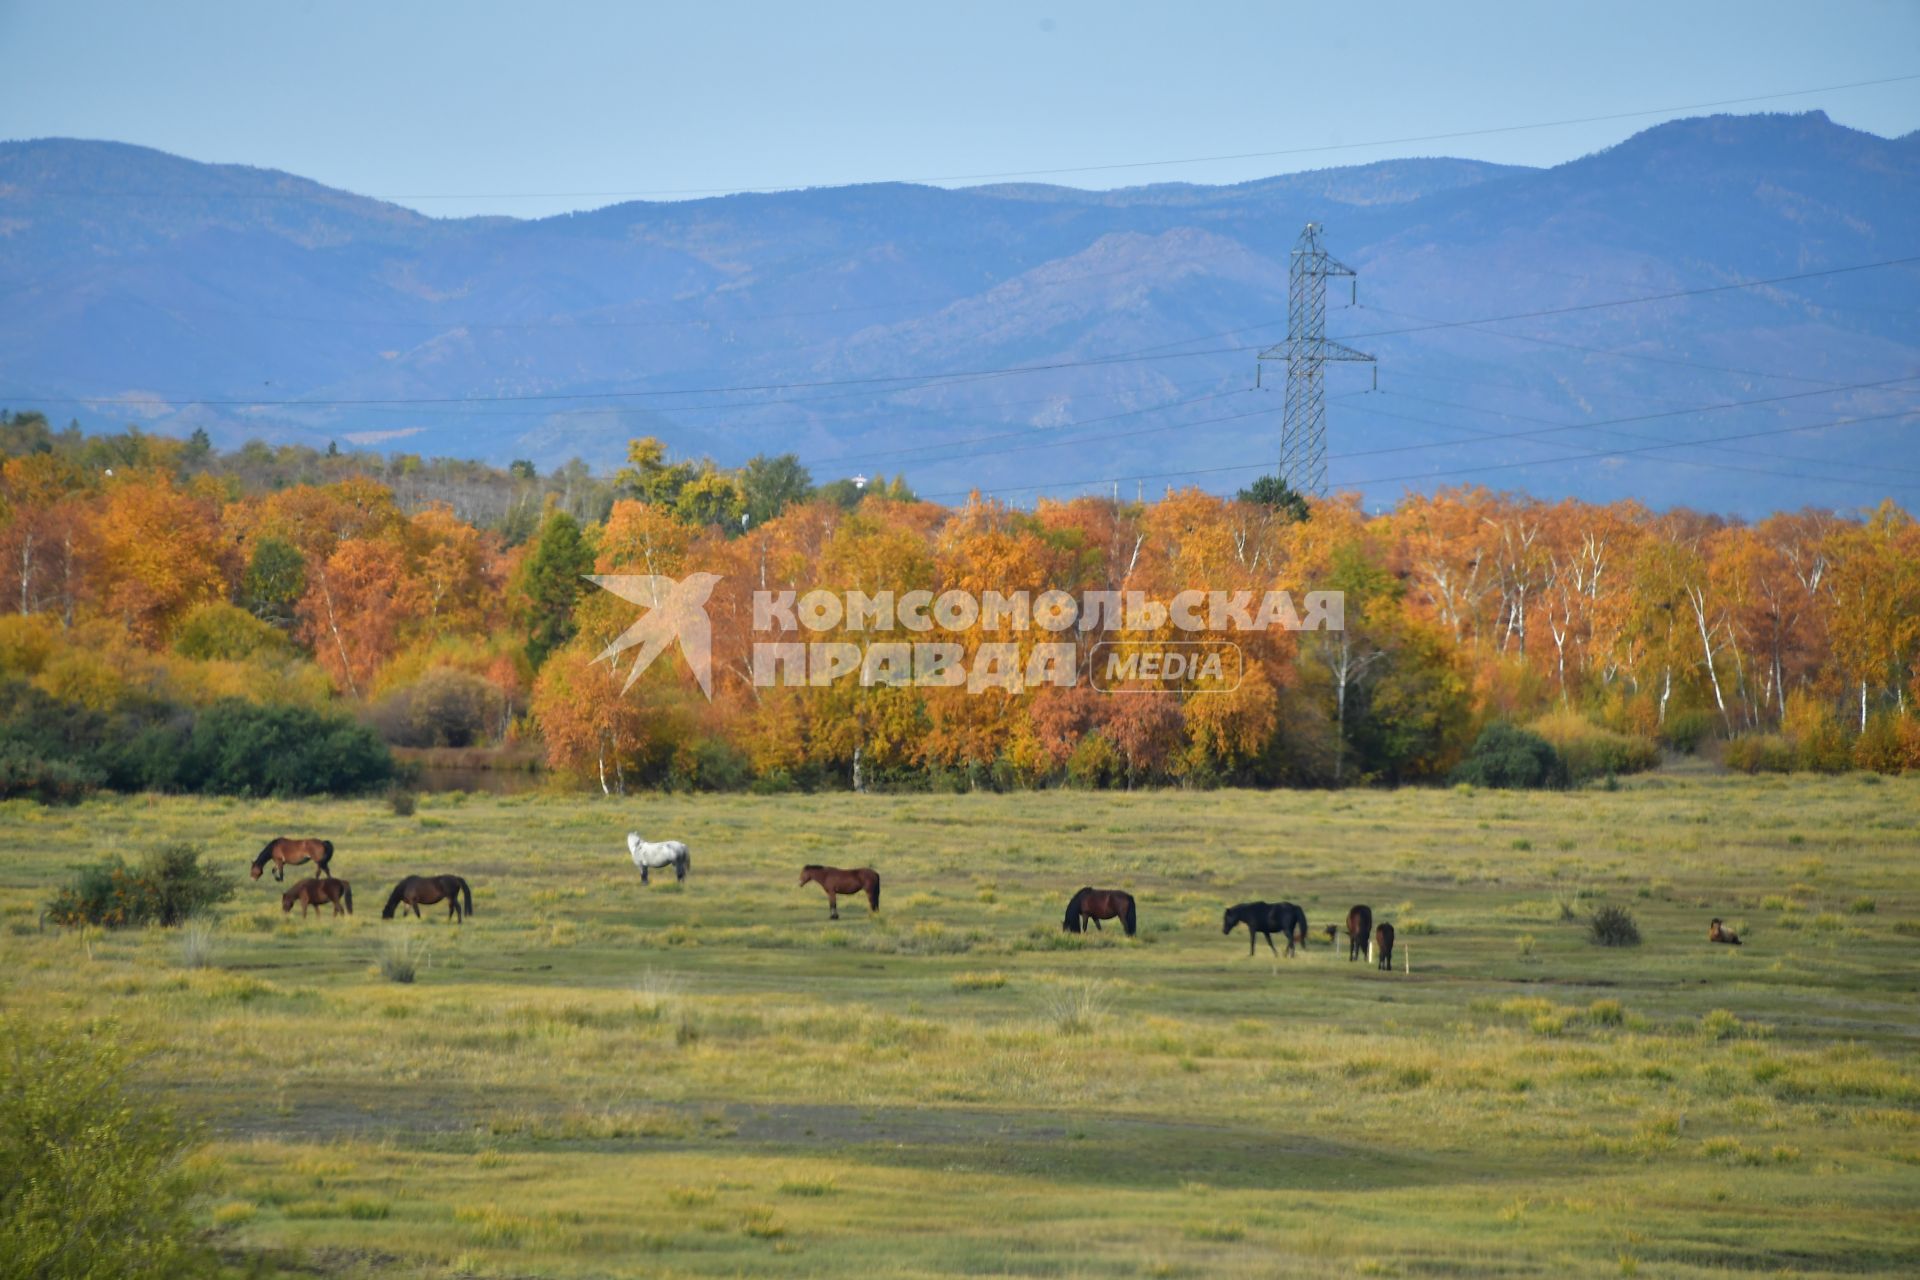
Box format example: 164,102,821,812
1091,917,1102,931
1265,931,1279,958
826,891,839,920
641,864,649,885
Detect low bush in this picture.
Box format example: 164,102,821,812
0,742,101,804
0,1017,210,1278
1529,710,1659,782
1451,723,1568,790
1659,708,1716,755
45,843,235,929
1724,733,1797,774
1588,904,1641,947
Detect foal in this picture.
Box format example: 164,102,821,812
283,877,352,918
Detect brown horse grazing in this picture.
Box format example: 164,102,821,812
283,877,352,918
1345,904,1374,962
1709,918,1743,946
1064,887,1137,937
252,837,334,882
382,875,473,922
1372,922,1396,971
798,865,880,920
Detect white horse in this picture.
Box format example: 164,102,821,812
627,832,690,884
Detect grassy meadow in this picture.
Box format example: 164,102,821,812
2,769,1918,1277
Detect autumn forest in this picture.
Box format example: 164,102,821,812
2,412,1917,801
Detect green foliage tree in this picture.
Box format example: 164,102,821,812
0,1018,209,1278
1451,723,1569,789
171,601,288,661
240,536,306,628
673,467,747,529
739,453,814,526
614,436,698,506
1235,474,1311,523
516,508,595,667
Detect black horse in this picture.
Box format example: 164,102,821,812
1222,901,1308,957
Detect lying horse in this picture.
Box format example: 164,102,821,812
1709,918,1743,946
628,833,690,884
1063,887,1136,937
283,877,352,918
1223,901,1307,957
1344,904,1374,962
382,874,473,922
1371,921,1396,971
251,837,334,882
799,865,880,920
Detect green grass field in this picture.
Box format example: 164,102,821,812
3,770,1918,1277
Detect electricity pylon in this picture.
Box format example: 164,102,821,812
1256,223,1375,497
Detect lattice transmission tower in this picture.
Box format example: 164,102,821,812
1256,223,1375,497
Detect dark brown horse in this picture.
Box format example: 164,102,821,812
1223,901,1305,956
1709,918,1743,946
1372,922,1396,971
1063,887,1136,937
283,877,352,918
798,865,880,920
252,837,334,883
1345,904,1374,962
382,875,473,922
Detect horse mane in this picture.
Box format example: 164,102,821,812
801,864,824,872
381,877,412,919
1063,886,1091,932
252,840,279,870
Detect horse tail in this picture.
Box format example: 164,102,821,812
382,880,406,919
866,871,880,912
458,877,473,919
1122,894,1138,938
1063,888,1087,933
342,882,353,914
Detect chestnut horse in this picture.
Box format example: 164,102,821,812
283,877,352,918
1709,918,1742,946
798,865,880,920
1344,905,1374,962
382,874,473,922
1063,887,1136,937
252,837,334,882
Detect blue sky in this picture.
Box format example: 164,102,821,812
2,0,1917,218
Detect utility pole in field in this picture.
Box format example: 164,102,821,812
1257,223,1375,497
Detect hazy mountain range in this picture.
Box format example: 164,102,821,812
2,110,1917,514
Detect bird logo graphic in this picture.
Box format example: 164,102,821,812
586,573,721,700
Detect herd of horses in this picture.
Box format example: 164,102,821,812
252,830,1738,966
251,837,473,923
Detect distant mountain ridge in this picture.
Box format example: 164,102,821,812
1,111,1916,515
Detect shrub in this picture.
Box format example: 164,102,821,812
368,667,504,749
0,743,101,805
388,787,419,817
178,700,392,795
1853,713,1920,775
1065,734,1122,789
0,1017,210,1279
1588,904,1641,947
1659,708,1716,755
45,843,235,929
1450,723,1568,790
1724,734,1796,774
170,601,288,661
1529,711,1659,782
